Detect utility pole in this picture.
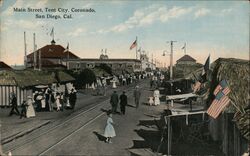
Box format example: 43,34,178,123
135,36,138,60
33,33,36,70
24,31,27,68
168,41,177,80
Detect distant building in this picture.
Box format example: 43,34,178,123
176,54,196,65
174,54,202,78
65,57,142,73
140,54,155,71
26,40,80,69
0,61,12,70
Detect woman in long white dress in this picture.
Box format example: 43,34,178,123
153,88,160,105
104,113,116,143
55,93,62,111
26,96,36,118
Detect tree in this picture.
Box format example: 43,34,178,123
98,63,112,75
76,69,96,89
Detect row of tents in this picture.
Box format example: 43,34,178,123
0,70,75,107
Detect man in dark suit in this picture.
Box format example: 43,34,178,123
9,93,20,116
110,91,119,113
119,91,127,115
69,88,77,110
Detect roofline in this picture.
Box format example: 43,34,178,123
65,58,141,62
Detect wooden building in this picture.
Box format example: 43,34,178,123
26,40,79,69
0,70,75,107
64,58,142,73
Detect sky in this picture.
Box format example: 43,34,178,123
0,0,249,66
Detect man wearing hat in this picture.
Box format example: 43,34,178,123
110,91,119,113
119,91,127,115
20,100,27,119
9,93,20,116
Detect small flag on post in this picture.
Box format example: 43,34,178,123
181,43,186,50
64,43,69,52
213,79,230,95
201,55,210,82
130,39,137,50
204,55,210,73
50,27,54,37
207,91,230,119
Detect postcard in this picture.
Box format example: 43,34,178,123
0,0,249,155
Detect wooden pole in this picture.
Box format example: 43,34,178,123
136,36,138,60
167,116,171,155
230,100,245,114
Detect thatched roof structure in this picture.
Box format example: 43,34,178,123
209,58,249,112
91,68,110,77
54,70,75,83
0,70,75,88
209,58,250,140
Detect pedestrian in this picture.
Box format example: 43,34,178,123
26,96,36,118
35,92,43,112
153,88,160,106
45,87,52,111
9,93,20,116
102,78,107,96
55,92,61,111
69,88,77,109
110,91,119,113
133,86,141,108
119,91,127,115
20,100,27,119
104,112,116,143
60,92,64,111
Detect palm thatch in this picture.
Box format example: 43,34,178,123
54,70,75,83
233,107,250,141
0,71,16,85
209,58,250,140
209,58,249,112
92,68,110,77
0,70,60,88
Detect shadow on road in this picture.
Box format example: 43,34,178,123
100,108,111,113
126,104,136,108
93,131,106,142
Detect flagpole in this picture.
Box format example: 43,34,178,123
136,36,138,60
53,27,54,41
230,100,244,114
185,42,187,55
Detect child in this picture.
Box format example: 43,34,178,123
104,113,116,143
20,100,27,119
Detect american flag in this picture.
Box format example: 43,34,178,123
193,81,201,93
207,91,231,119
213,79,230,95
130,40,137,50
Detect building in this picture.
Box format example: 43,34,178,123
140,54,156,71
0,61,12,70
64,57,142,74
174,55,203,78
176,54,196,65
26,40,80,69
0,70,75,107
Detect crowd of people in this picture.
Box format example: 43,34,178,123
8,85,77,119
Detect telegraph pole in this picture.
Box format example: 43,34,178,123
169,41,177,80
